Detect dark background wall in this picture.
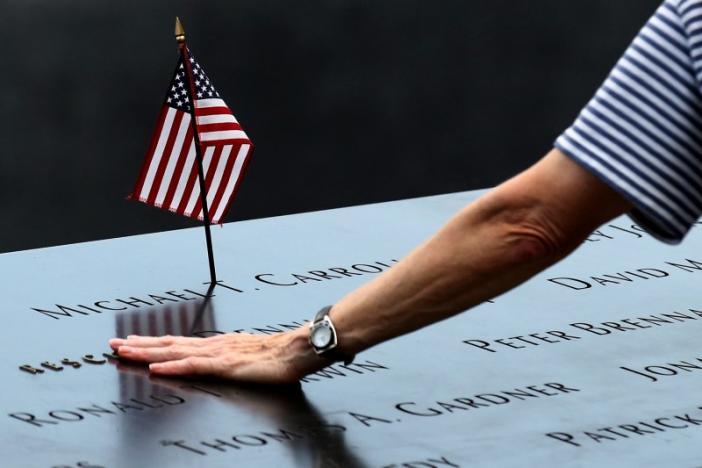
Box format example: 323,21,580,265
1,0,661,253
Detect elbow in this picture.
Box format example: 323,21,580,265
480,195,575,266
450,179,590,270
501,205,580,266
506,227,566,265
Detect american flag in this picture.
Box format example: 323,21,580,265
131,49,253,224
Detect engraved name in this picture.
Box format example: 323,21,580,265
464,306,702,353
161,424,347,456
620,354,702,383
546,406,702,447
584,221,702,244
547,257,702,291
9,393,187,427
30,259,398,320
341,382,580,429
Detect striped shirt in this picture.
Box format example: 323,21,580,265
555,0,702,243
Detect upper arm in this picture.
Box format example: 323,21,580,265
555,0,702,243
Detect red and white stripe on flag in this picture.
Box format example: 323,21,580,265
131,52,253,224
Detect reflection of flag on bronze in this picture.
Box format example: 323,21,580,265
130,50,253,224
115,298,216,401
115,302,216,344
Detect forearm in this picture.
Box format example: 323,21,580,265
328,149,631,355
330,194,563,353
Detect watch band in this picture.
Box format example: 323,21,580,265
312,306,355,365
314,305,333,324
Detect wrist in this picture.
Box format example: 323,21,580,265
286,327,327,376
328,305,368,356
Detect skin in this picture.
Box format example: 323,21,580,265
109,148,632,384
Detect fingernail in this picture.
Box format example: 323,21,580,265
127,335,140,339
118,346,133,354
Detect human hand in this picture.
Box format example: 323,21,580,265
108,328,324,385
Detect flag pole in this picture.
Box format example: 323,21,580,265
175,17,217,284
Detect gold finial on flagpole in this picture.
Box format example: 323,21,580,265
175,17,186,43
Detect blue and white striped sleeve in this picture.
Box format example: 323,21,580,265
555,0,702,244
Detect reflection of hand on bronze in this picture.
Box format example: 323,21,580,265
112,367,368,468
214,384,369,468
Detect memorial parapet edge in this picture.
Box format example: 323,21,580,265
2,190,702,467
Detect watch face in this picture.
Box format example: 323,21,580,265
311,323,333,348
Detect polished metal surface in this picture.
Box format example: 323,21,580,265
3,190,702,467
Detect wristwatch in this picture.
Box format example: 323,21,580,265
308,306,355,365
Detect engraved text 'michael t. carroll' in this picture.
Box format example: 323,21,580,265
29,259,399,320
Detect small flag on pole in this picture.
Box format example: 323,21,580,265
131,50,253,224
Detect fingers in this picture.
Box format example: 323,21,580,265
124,335,176,347
149,357,216,376
109,338,125,350
116,344,196,363
109,336,167,350
109,335,204,351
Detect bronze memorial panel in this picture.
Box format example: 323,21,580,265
2,190,702,467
